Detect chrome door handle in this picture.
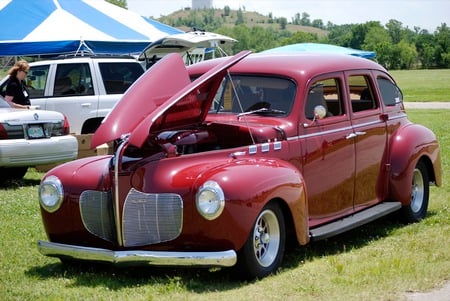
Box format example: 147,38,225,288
346,133,357,139
81,103,91,107
346,132,367,139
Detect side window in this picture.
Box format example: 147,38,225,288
305,78,344,120
27,65,50,98
348,75,377,112
99,62,144,94
377,77,402,106
54,63,94,97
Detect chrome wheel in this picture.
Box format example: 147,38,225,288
237,202,285,279
401,161,429,223
411,167,425,214
253,209,280,267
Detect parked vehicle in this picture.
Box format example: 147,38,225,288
0,31,235,135
137,30,237,68
0,97,77,183
37,51,441,279
0,55,145,134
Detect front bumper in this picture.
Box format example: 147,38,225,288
37,240,237,267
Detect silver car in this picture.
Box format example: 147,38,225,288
0,97,77,183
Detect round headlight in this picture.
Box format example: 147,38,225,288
196,180,225,220
39,175,64,213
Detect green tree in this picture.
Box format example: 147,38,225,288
300,12,311,26
224,6,230,16
362,25,392,68
415,31,436,68
106,0,127,9
434,23,450,67
311,19,324,29
279,17,287,30
235,8,245,25
385,19,403,44
281,31,318,45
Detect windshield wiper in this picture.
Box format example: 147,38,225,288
237,108,286,119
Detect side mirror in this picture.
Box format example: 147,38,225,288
314,105,327,119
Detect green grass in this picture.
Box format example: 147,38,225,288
390,69,450,101
0,109,449,300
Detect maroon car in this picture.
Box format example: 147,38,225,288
37,51,441,279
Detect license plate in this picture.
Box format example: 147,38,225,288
27,125,45,139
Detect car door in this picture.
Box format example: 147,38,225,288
44,61,99,134
301,74,356,227
345,71,388,210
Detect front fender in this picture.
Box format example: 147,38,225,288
388,123,441,204
195,156,309,247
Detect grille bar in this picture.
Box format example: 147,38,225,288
123,188,183,247
79,190,115,242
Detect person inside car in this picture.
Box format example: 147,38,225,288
4,60,32,109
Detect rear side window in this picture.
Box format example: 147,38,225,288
54,63,94,97
99,62,144,94
27,65,50,98
348,75,378,112
377,77,402,106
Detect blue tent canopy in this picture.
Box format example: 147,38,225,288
0,0,183,56
263,43,376,59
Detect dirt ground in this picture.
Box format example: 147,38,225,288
405,280,450,301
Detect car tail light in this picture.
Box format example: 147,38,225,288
62,115,70,135
0,123,7,139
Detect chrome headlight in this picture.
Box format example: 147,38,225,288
196,180,225,220
39,176,64,213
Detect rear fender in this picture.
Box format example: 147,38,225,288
388,124,441,204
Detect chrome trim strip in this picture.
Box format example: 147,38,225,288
37,240,237,267
114,135,130,246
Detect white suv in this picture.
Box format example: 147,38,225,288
1,56,145,134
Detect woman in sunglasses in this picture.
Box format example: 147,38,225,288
4,60,32,109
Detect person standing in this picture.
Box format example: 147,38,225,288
4,60,31,109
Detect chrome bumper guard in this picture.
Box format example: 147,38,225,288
37,240,237,267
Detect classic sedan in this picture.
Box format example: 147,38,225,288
37,51,441,279
0,98,77,183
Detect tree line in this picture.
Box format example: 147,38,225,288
160,7,449,70
107,1,449,70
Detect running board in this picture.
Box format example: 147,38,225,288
309,202,402,241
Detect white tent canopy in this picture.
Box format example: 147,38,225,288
0,0,183,56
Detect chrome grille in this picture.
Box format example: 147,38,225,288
79,190,115,242
122,188,183,247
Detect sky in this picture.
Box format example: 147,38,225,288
127,0,449,32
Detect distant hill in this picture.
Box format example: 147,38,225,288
157,8,328,37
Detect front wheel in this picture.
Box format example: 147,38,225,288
401,161,429,223
236,202,285,279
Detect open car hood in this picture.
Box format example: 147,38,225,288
92,50,251,149
137,31,237,66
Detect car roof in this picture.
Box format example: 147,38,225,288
188,52,389,81
29,55,139,65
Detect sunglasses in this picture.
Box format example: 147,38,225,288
21,70,28,74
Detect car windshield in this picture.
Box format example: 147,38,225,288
210,75,296,116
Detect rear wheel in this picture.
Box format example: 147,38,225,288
0,167,28,183
401,161,429,223
236,202,285,279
